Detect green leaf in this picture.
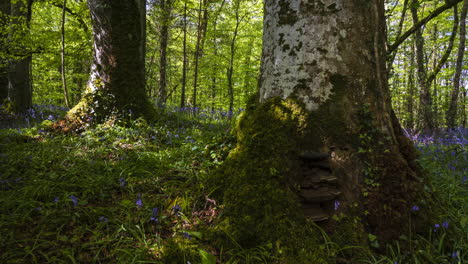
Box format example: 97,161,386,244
199,249,216,264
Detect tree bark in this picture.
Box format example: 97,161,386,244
447,0,467,128
215,1,427,255
192,0,208,111
411,1,435,132
180,1,187,108
157,0,172,104
0,0,10,103
227,0,241,117
60,0,70,108
66,0,153,125
8,0,33,112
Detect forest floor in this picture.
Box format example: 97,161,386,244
0,105,466,264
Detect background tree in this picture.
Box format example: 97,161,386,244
65,0,153,126
447,0,467,128
5,0,34,112
0,0,10,102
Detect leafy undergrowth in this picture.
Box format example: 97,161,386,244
0,106,466,263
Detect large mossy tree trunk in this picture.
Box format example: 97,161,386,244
66,0,153,126
213,0,427,261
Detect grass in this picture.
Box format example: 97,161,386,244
0,106,466,263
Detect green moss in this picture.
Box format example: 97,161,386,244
64,84,156,130
210,97,331,263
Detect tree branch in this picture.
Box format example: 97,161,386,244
49,1,88,33
427,6,458,85
387,0,462,55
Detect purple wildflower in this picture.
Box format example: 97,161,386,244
99,216,109,222
69,195,78,206
442,221,449,229
334,200,340,211
182,232,192,239
434,223,440,232
119,178,127,187
150,207,159,223
136,199,143,209
172,204,181,214
452,251,459,259
411,205,420,212
54,197,59,203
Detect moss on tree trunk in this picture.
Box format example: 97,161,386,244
60,0,154,131
211,95,429,262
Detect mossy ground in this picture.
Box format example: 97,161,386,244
0,104,466,263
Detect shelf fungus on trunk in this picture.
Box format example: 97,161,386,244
299,151,340,222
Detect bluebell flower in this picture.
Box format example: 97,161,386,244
136,198,143,209
69,195,78,206
334,200,340,211
182,232,192,239
119,178,127,187
172,204,181,214
54,197,59,203
442,221,449,229
150,207,159,223
434,223,440,232
411,205,420,212
452,251,459,259
47,115,54,121
99,216,109,222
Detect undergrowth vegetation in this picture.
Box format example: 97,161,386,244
0,106,466,263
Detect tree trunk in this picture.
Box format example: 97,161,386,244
192,0,208,111
411,1,434,132
214,1,426,257
66,0,153,126
60,0,70,108
227,0,241,117
447,0,467,128
8,0,33,112
158,0,172,104
180,1,187,108
0,0,10,103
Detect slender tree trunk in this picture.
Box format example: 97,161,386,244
463,89,467,127
158,0,172,104
8,0,33,112
387,0,409,72
406,41,416,129
227,0,241,117
180,1,187,108
66,0,152,125
60,0,70,108
192,0,208,111
447,0,467,128
209,0,225,111
411,1,434,132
